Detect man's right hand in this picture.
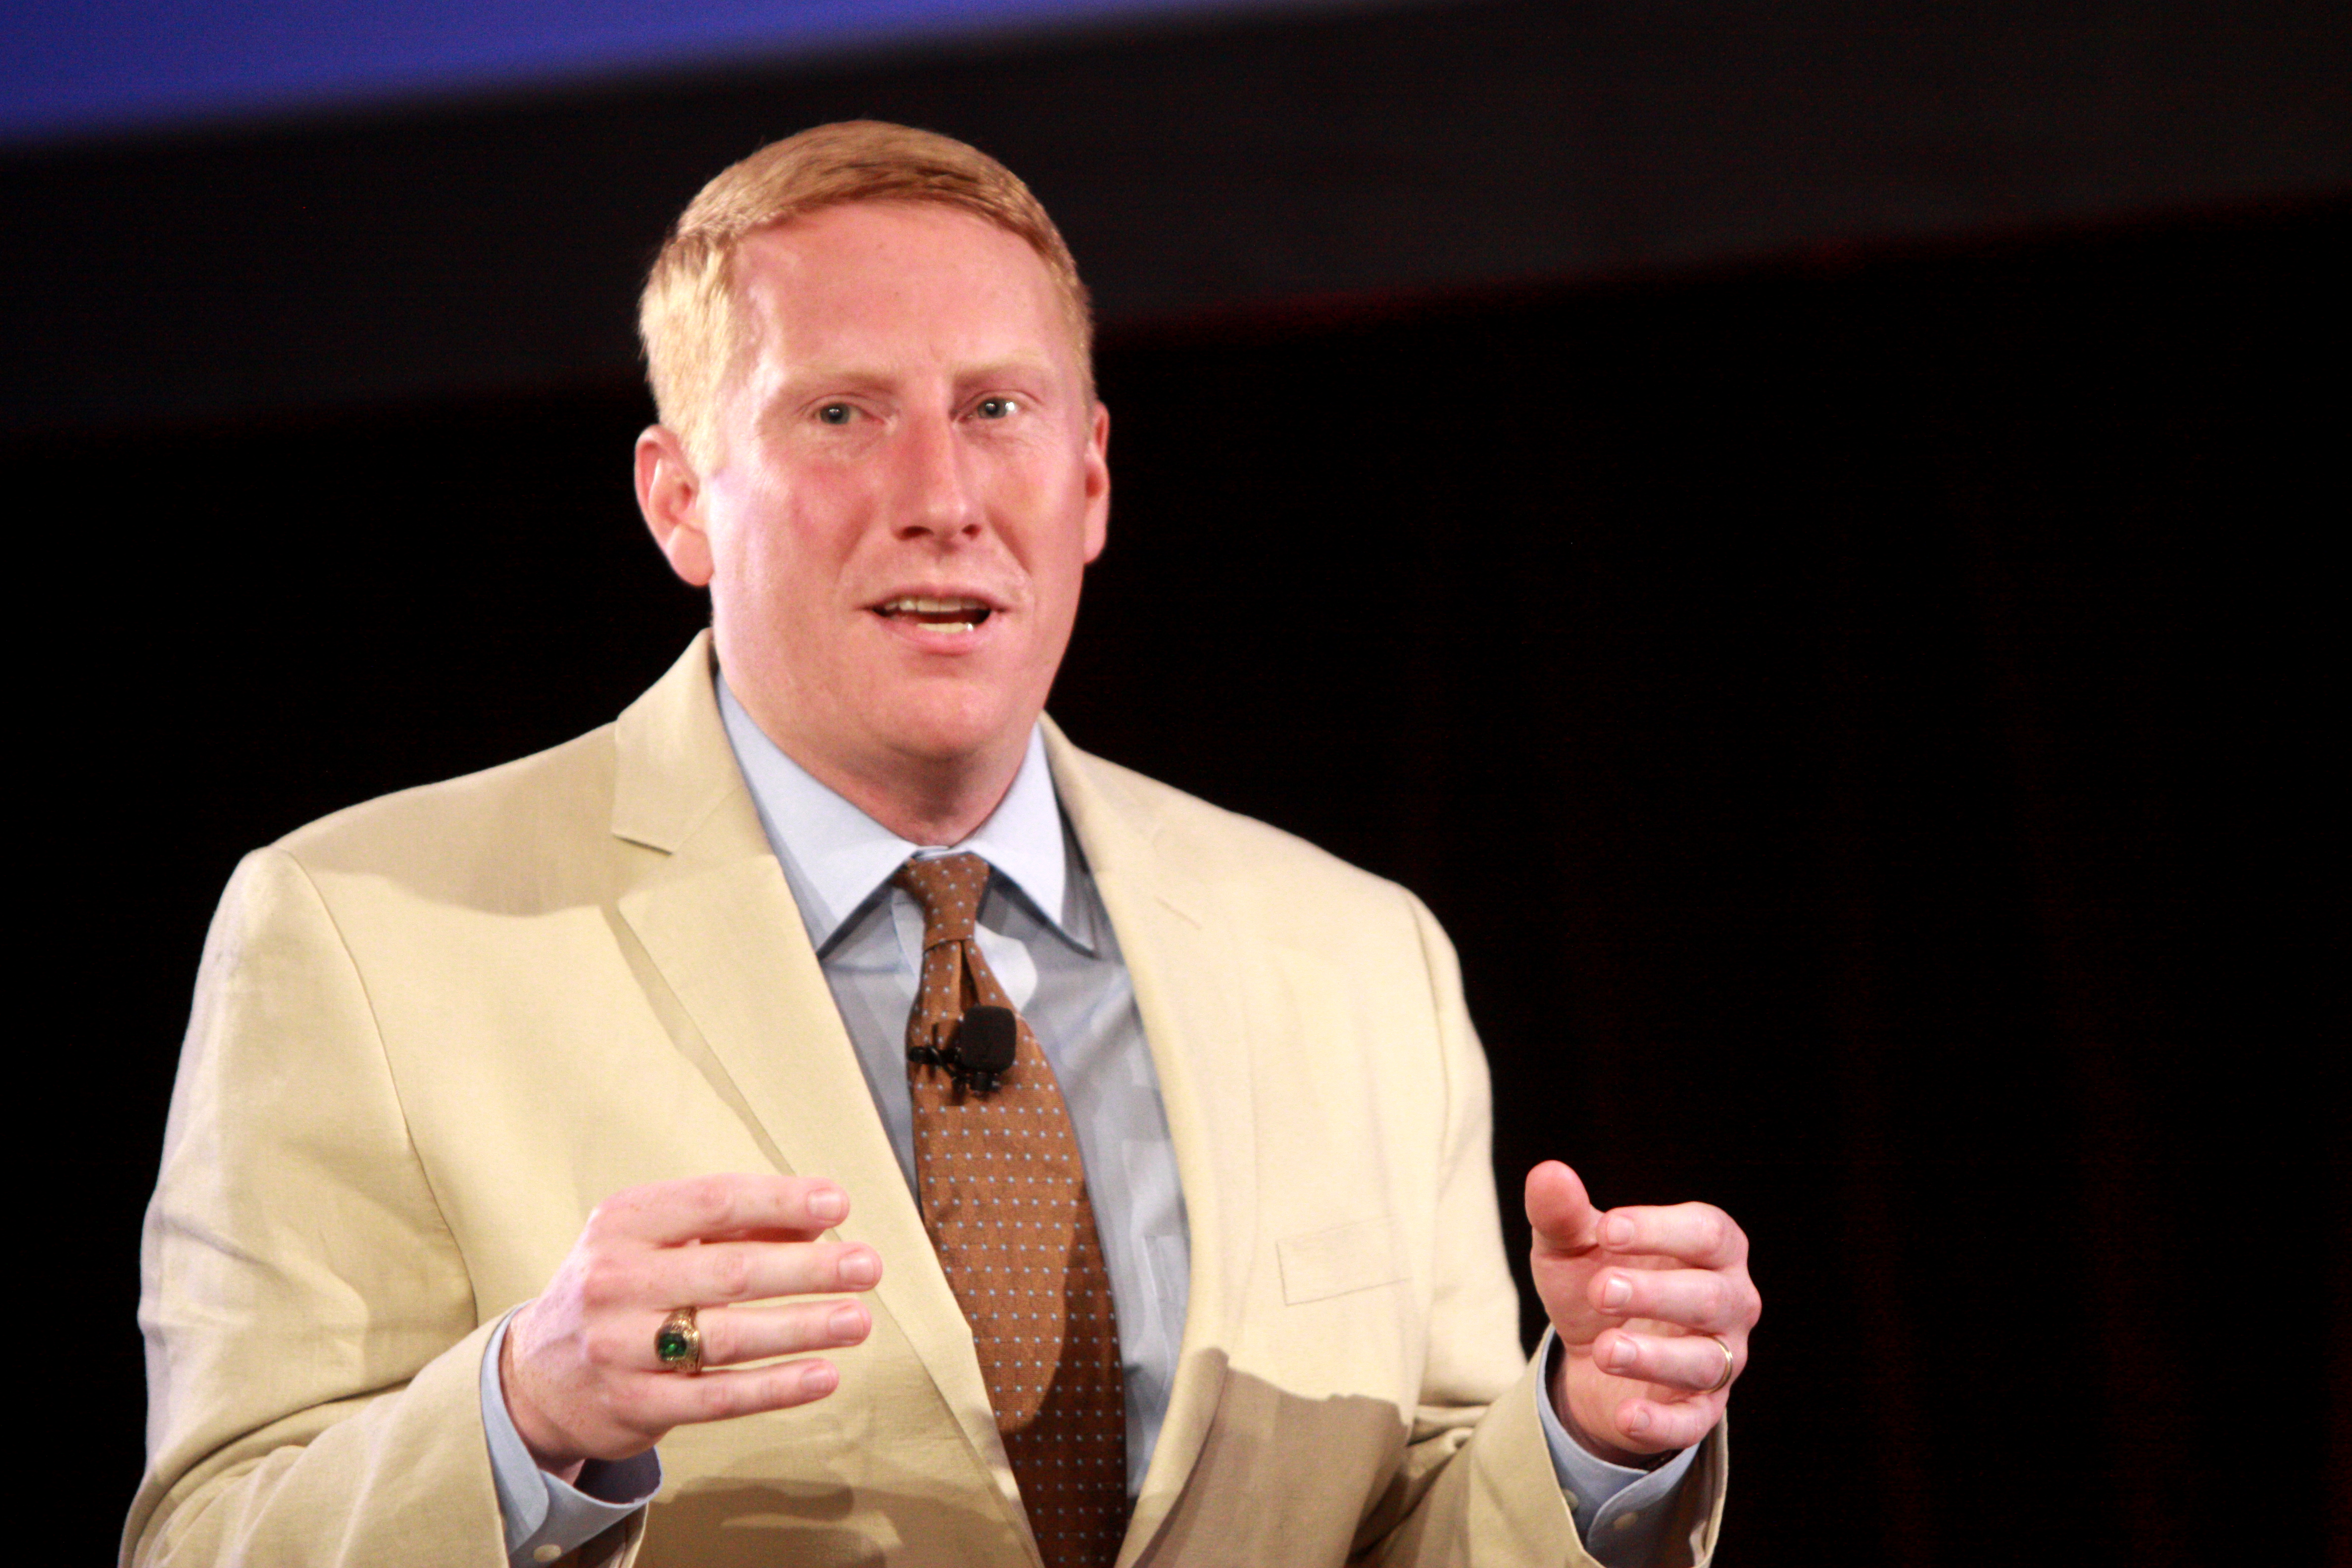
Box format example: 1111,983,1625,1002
501,1174,881,1476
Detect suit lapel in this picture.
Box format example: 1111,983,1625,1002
608,636,1031,1544
1043,724,1259,1566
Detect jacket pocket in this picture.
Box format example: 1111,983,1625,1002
1276,1216,1407,1305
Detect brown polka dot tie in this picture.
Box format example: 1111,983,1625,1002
893,852,1129,1568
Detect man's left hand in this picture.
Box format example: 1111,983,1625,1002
1525,1160,1759,1464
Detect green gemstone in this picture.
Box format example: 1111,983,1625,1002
656,1327,691,1362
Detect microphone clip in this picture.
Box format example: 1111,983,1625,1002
911,1003,1019,1094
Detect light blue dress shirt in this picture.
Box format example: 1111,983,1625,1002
477,677,1694,1564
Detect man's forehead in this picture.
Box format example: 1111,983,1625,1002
734,205,1065,343
726,209,1080,404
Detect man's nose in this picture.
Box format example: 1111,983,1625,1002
890,411,981,540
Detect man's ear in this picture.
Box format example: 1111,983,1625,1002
1081,400,1111,564
636,425,714,588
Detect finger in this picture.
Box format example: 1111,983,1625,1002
1594,1328,1741,1393
1525,1161,1603,1259
671,1239,882,1306
1598,1202,1746,1270
593,1174,851,1246
1611,1392,1725,1455
1588,1265,1754,1334
633,1356,846,1430
683,1298,873,1371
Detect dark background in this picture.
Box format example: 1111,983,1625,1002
9,0,2346,1562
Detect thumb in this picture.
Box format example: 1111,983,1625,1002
1525,1160,1603,1261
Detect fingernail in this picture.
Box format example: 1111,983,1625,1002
1604,1215,1633,1249
808,1187,847,1224
1606,1338,1636,1373
1601,1274,1631,1310
840,1248,881,1288
1624,1406,1651,1436
829,1303,867,1338
800,1362,839,1396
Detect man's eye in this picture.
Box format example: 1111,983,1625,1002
817,403,853,425
975,396,1018,419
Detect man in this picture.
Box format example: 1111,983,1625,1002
129,122,1758,1568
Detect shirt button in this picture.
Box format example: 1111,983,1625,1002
532,1544,564,1563
1613,1510,1643,1531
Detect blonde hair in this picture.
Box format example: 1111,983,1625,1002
639,121,1094,467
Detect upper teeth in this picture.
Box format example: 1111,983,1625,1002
884,597,987,613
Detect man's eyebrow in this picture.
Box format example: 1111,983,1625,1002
768,355,1060,389
952,354,1059,380
765,362,893,392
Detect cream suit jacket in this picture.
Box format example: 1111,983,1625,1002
128,635,1726,1568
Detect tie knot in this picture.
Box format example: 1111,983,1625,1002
893,851,990,944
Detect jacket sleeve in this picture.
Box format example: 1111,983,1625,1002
122,846,640,1568
1359,895,1727,1568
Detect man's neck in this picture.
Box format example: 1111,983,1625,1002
812,751,1020,847
726,696,1028,847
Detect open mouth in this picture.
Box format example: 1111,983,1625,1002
875,596,994,633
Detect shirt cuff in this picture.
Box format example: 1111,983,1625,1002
1533,1327,1701,1568
481,1310,663,1565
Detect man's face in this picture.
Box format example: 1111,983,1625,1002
654,201,1108,802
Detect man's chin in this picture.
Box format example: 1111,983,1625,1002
866,696,1040,774
881,726,1030,774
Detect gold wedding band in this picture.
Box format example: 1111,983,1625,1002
655,1306,703,1373
1705,1333,1735,1393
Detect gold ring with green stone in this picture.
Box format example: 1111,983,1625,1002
654,1306,702,1373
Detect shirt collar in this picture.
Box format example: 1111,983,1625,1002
715,671,1071,953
